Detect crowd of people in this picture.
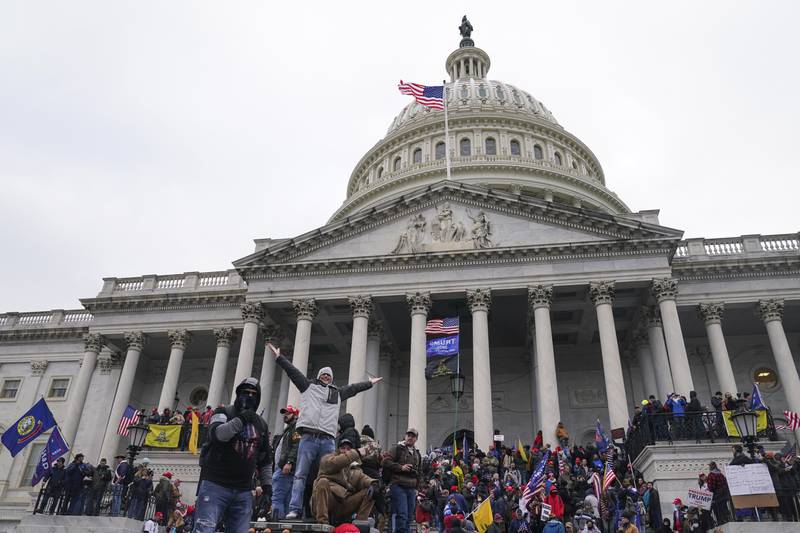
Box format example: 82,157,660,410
33,358,800,533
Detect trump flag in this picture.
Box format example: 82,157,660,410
1,398,56,457
31,427,69,486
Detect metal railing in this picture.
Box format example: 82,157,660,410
626,411,778,462
33,483,156,520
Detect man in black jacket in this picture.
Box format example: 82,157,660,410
271,405,300,519
193,378,272,533
37,457,66,514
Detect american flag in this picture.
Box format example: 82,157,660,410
589,471,602,500
602,449,617,492
519,449,550,512
425,317,459,335
398,81,444,110
776,410,800,431
117,405,137,436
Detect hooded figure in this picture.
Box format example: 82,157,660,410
338,414,362,449
194,378,272,533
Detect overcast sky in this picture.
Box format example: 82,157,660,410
2,1,798,313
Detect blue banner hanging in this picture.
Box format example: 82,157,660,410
426,334,460,357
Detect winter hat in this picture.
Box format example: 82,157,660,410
333,524,359,533
317,367,333,379
163,472,173,479
361,425,375,439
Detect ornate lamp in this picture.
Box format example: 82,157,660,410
126,422,149,464
730,408,759,458
450,373,465,400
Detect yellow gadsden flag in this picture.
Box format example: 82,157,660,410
517,438,528,463
723,410,768,437
472,498,494,533
144,424,180,448
188,412,200,455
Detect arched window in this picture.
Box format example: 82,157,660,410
572,160,578,170
435,142,446,160
460,138,471,156
485,137,497,155
377,166,384,179
510,139,521,156
554,152,563,166
533,144,544,160
413,148,422,164
394,157,402,171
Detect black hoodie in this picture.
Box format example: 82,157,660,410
201,378,272,490
337,413,361,448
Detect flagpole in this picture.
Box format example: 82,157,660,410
443,79,452,181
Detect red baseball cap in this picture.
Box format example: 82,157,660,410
280,405,300,416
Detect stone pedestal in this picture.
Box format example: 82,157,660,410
13,515,150,533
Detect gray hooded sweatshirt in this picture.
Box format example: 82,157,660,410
276,355,372,437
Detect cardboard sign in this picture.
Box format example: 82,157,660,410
494,435,505,442
686,488,713,510
723,463,775,496
540,503,551,521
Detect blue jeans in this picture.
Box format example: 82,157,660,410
271,469,294,520
193,480,253,533
289,433,335,515
111,483,124,517
390,484,417,533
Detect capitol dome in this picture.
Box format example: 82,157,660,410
330,32,631,222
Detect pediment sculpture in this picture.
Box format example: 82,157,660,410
391,203,493,254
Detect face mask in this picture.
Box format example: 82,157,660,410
238,392,258,411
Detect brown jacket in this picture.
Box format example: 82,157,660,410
317,449,375,500
382,442,422,488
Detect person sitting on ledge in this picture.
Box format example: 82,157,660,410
310,433,377,525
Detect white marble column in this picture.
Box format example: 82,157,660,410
231,302,263,401
467,288,494,451
698,303,738,395
644,306,674,400
528,285,560,447
346,295,372,428
376,351,392,447
63,333,105,446
158,330,191,412
633,329,659,400
257,325,283,417
288,299,318,407
100,332,145,460
207,327,236,408
407,292,431,451
273,358,291,432
589,281,629,431
758,299,800,441
364,322,382,432
652,278,694,396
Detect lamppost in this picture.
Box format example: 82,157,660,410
450,373,465,453
126,422,149,466
729,407,759,459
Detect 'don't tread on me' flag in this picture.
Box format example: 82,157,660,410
1,398,57,457
144,424,181,448
398,81,444,110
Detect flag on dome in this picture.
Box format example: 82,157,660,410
398,81,444,110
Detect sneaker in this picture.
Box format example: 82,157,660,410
285,511,299,520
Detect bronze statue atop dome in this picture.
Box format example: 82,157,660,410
459,16,474,47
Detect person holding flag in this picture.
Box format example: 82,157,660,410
35,457,66,514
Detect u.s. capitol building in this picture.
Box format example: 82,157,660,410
1,23,798,519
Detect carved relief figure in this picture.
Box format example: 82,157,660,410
392,214,427,254
467,208,492,248
432,203,465,242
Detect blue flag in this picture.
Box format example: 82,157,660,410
1,398,56,457
595,419,611,453
750,382,768,410
31,427,69,486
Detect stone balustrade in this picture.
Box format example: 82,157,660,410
99,269,245,296
0,309,94,329
674,233,799,259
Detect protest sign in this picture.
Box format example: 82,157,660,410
686,488,713,510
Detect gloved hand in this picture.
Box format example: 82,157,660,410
238,409,260,426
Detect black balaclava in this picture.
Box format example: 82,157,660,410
234,377,261,411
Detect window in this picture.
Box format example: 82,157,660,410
435,142,446,160
47,378,70,399
554,152,563,166
393,157,401,171
0,378,21,400
510,140,521,156
485,137,497,155
460,138,471,156
533,144,544,160
572,160,578,170
413,148,422,164
190,387,209,406
754,367,778,390
377,167,383,179
20,443,45,487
